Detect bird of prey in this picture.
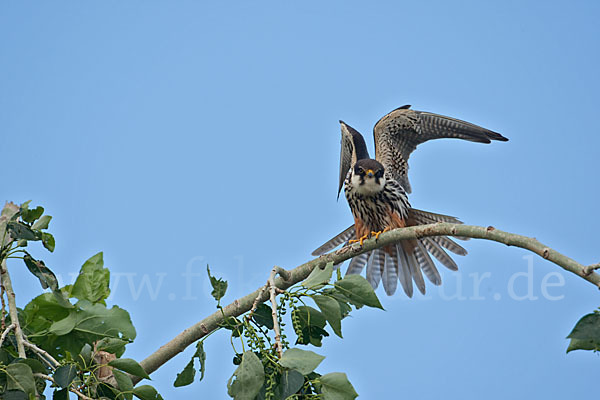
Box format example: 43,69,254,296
312,105,508,297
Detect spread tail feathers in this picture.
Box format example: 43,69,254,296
346,251,369,275
382,250,400,296
311,208,466,296
366,249,385,289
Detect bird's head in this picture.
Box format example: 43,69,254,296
351,159,386,195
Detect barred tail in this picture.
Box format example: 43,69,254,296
311,208,466,296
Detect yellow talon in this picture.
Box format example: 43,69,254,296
371,227,390,240
349,234,369,246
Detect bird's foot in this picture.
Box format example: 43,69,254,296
370,227,390,240
348,234,369,246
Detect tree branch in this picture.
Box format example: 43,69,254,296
134,222,600,384
23,339,60,369
34,373,95,400
0,323,15,348
0,259,26,358
267,266,288,358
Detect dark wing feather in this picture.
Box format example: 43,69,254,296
338,121,370,198
311,225,355,256
373,106,508,193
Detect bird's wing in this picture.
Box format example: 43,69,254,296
373,105,508,193
311,225,355,256
337,121,370,198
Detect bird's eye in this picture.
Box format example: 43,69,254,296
376,170,384,178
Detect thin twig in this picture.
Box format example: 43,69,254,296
34,373,95,400
0,259,25,357
0,323,15,348
24,340,60,369
247,284,268,319
134,223,600,384
268,266,288,358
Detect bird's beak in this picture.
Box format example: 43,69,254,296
366,169,374,178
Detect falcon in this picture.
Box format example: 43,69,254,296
312,105,508,297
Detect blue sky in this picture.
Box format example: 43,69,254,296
2,1,600,398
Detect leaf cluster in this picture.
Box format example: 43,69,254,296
174,262,381,399
0,202,163,399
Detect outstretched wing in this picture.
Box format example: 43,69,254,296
373,105,508,193
337,121,370,198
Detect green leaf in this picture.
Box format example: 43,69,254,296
48,312,77,335
302,262,334,289
207,265,228,303
227,351,264,400
21,293,76,357
53,364,78,388
0,348,11,364
302,326,329,347
42,232,55,252
280,369,304,399
42,300,136,358
23,291,72,326
195,340,206,381
566,338,600,353
96,382,119,398
292,306,329,347
334,275,384,310
320,289,353,317
95,337,129,357
79,300,136,338
21,206,44,223
173,338,206,387
320,372,358,400
15,358,47,374
252,303,274,330
71,252,110,303
566,311,600,352
52,388,69,400
3,390,28,400
327,288,362,310
567,312,600,340
7,222,39,241
336,298,352,319
77,343,93,369
6,363,36,396
132,385,163,400
109,358,150,380
18,200,32,211
312,295,343,338
52,289,74,309
279,348,325,375
32,215,52,230
173,359,195,387
113,369,134,399
23,253,59,291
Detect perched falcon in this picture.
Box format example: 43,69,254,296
312,105,508,297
